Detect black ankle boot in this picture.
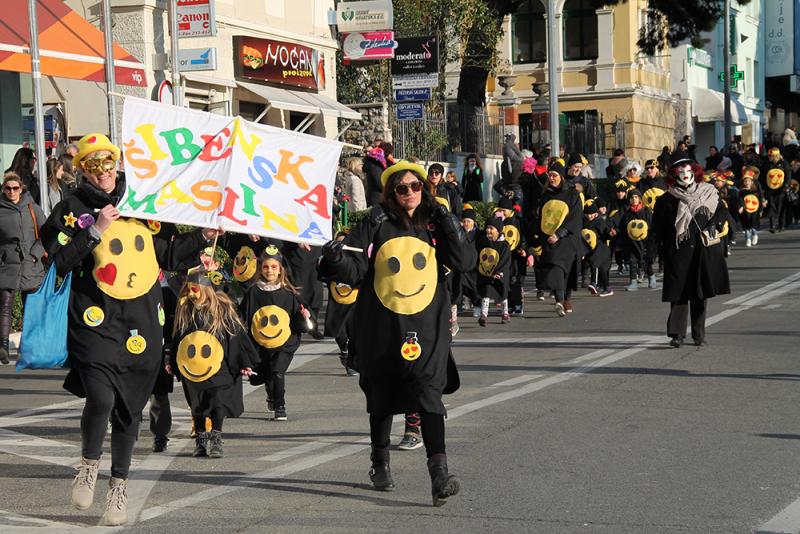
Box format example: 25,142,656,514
427,453,460,507
369,446,394,491
193,432,209,457
0,337,10,365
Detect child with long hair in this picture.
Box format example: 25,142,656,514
240,245,311,421
168,269,257,459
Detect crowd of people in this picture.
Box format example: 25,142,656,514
0,128,798,525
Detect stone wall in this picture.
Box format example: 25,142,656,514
340,102,391,149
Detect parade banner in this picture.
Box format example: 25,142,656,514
119,97,343,245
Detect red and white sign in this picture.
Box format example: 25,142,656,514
176,0,217,38
342,31,396,61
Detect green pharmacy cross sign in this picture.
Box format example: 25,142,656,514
719,65,745,88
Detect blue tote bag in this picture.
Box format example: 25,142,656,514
16,265,72,370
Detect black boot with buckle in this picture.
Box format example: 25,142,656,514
427,453,460,507
369,446,395,491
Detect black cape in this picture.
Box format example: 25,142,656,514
240,285,304,375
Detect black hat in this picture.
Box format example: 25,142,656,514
645,159,658,168
462,208,477,221
627,188,642,200
428,163,445,175
614,179,629,192
485,217,504,233
594,197,607,209
498,196,514,210
548,160,566,178
584,202,598,214
567,152,583,167
187,267,213,287
669,151,694,169
261,244,283,263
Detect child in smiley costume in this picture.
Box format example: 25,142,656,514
41,133,216,526
170,269,257,459
318,161,475,507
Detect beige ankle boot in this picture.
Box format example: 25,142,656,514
100,477,128,526
70,457,100,510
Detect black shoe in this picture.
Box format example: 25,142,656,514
193,432,209,457
0,338,9,365
427,453,460,507
369,446,395,491
693,338,707,347
274,407,287,421
207,430,223,458
769,228,776,234
309,329,324,340
152,435,169,453
669,337,683,348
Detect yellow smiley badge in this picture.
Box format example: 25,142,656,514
208,271,223,286
126,329,147,355
58,232,72,246
83,306,105,327
63,212,78,228
400,333,422,361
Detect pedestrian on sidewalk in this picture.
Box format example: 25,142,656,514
318,160,474,506
0,172,46,364
652,155,730,348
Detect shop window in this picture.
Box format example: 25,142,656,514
512,1,547,64
563,0,598,61
238,101,263,122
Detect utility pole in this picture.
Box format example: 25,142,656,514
169,0,181,106
547,0,559,159
723,0,732,149
102,0,118,144
27,0,48,214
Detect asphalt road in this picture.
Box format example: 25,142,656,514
1,229,800,534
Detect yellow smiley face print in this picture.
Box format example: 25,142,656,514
503,224,520,251
581,229,597,250
743,194,760,213
401,336,422,361
540,199,569,235
643,187,665,211
330,282,359,305
176,330,224,382
92,219,159,300
626,219,649,241
767,168,785,189
373,237,437,315
233,246,257,282
478,247,499,277
125,330,147,355
719,220,730,238
251,305,291,348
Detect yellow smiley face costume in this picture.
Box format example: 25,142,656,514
373,236,437,315
92,219,159,300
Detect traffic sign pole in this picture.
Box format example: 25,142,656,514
169,0,181,107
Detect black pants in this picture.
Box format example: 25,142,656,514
193,413,224,432
370,411,445,458
0,289,31,341
667,299,707,342
590,266,609,290
553,289,573,303
148,393,172,437
79,370,138,479
769,195,786,230
629,256,653,279
265,372,286,408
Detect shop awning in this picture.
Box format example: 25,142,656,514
690,87,748,125
0,0,146,87
237,81,361,120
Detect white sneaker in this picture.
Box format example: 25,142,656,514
745,237,752,247
752,234,759,245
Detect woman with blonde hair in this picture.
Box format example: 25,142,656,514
345,157,367,212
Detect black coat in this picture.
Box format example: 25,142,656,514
363,156,386,207
433,182,463,217
0,192,46,291
318,204,474,415
462,168,484,203
582,217,612,270
652,190,730,303
42,181,207,425
534,185,583,292
761,159,789,218
171,318,258,418
240,285,305,375
738,185,763,230
475,235,511,301
618,206,655,263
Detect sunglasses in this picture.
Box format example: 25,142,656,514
395,181,423,195
82,157,117,174
645,166,657,170
3,185,21,192
430,170,442,175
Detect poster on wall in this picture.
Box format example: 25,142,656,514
342,31,396,61
119,97,343,245
233,36,326,91
336,0,394,32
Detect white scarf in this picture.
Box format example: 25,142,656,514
667,182,719,246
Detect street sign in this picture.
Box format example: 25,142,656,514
176,0,217,38
395,88,431,102
396,103,424,120
178,48,217,72
392,73,438,89
392,36,439,77
719,64,745,88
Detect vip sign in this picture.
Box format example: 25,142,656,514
336,0,394,32
176,0,217,38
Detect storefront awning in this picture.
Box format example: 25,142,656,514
0,0,146,86
690,87,748,125
237,81,361,120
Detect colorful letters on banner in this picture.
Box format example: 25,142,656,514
119,97,343,245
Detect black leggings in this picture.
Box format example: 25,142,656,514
265,372,286,407
370,411,445,458
0,290,30,341
79,371,138,479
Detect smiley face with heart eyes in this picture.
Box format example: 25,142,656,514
251,305,291,348
373,237,437,315
92,219,159,300
743,194,760,214
177,330,224,382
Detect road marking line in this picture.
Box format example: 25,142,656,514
488,374,544,387
755,496,800,534
724,271,800,306
138,271,800,524
761,304,782,310
258,441,331,462
567,348,616,364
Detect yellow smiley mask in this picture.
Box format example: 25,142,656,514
330,282,359,305
177,330,224,382
540,199,569,235
502,224,520,250
233,246,257,282
626,219,649,241
478,247,499,277
92,219,159,300
251,305,291,348
373,237,437,315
